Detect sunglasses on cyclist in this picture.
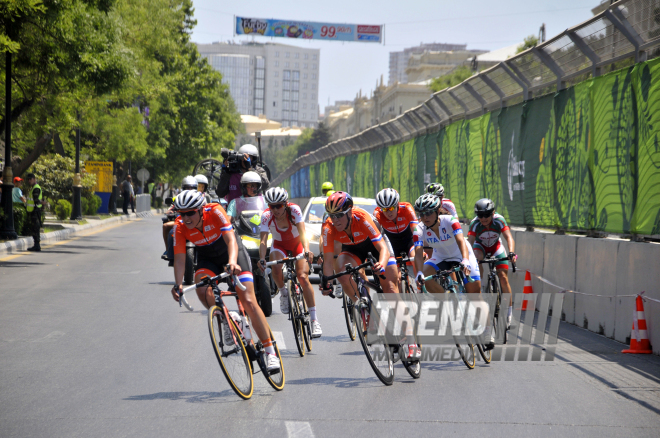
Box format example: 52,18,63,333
269,203,285,210
417,210,437,218
179,210,198,217
329,211,349,221
382,205,398,213
476,211,493,219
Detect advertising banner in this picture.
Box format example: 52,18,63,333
85,161,113,214
235,17,382,43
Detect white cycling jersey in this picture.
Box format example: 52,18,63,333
413,215,463,262
440,198,457,218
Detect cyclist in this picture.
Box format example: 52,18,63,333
321,181,334,196
170,190,280,372
426,183,457,217
258,187,322,338
194,174,212,204
468,198,517,327
412,194,481,293
373,188,418,269
226,171,266,220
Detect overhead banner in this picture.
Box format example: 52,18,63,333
235,16,382,43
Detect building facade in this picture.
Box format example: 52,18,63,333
197,41,320,128
389,42,468,85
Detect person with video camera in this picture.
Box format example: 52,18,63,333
216,144,269,203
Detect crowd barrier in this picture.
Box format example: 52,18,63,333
135,194,151,214
275,0,660,237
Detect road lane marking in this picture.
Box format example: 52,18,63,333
285,421,314,438
272,331,286,350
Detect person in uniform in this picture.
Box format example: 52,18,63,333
26,174,43,252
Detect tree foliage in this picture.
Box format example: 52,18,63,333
516,35,539,54
429,66,474,93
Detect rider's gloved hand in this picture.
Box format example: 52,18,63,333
461,258,471,277
510,252,517,263
226,263,240,275
258,259,266,272
171,284,182,302
416,272,425,290
320,277,334,297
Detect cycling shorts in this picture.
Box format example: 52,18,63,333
389,236,415,261
271,240,304,258
340,239,396,270
195,235,253,286
424,255,481,283
473,245,509,271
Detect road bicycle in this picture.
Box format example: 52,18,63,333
265,253,312,357
422,264,476,370
322,253,421,386
179,272,285,400
476,253,517,363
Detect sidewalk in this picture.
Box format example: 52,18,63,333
0,210,159,256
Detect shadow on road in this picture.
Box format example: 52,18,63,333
124,390,243,404
0,261,47,268
285,376,383,388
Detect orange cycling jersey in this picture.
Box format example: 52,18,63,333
374,202,418,234
173,203,233,256
322,207,382,253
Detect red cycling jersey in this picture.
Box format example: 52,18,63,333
173,203,233,255
260,203,305,256
374,202,418,234
322,207,382,253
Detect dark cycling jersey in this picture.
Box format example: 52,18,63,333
467,213,510,256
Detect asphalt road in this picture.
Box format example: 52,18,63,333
1,215,659,438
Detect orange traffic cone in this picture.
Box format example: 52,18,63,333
622,295,652,354
521,270,533,311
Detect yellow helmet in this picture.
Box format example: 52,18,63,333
321,181,334,196
325,190,335,197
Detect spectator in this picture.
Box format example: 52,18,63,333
26,174,43,252
12,177,26,205
121,175,135,214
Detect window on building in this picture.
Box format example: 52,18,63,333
255,89,264,98
275,81,279,87
285,52,290,58
311,84,316,90
292,91,299,101
312,73,317,79
292,71,300,80
302,83,307,89
273,101,277,107
274,61,279,67
283,70,291,79
304,53,309,60
285,62,289,68
283,101,290,110
312,64,317,70
312,54,317,60
283,91,290,100
302,103,307,109
256,57,265,68
275,51,279,57
274,71,279,78
274,91,278,97
294,62,299,68
311,93,316,99
283,81,290,91
303,63,308,69
256,79,264,88
256,70,264,79
303,113,306,120
292,82,299,91
274,110,278,117
303,73,308,79
292,111,298,120
283,110,289,119
311,103,315,109
302,93,307,99
295,53,299,59
293,101,299,110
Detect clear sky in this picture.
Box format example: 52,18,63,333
190,0,600,113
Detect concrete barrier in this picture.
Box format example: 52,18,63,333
542,235,578,323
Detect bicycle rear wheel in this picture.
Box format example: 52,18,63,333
259,328,285,391
343,292,357,341
477,279,495,363
354,299,394,385
288,283,305,357
208,306,253,399
456,341,476,369
402,353,421,379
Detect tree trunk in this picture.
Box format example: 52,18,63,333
53,132,67,156
14,133,53,177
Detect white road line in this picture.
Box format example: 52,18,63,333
285,421,314,438
272,331,286,350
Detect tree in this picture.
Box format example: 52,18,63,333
297,122,331,156
429,66,474,93
516,35,539,54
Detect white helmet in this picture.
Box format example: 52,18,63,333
265,187,288,205
239,144,259,164
174,190,205,210
240,171,262,195
181,175,197,190
194,174,209,185
376,188,400,209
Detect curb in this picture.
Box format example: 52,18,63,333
0,210,154,256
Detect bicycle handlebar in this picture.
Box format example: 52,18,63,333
477,253,517,273
264,252,306,267
177,271,246,310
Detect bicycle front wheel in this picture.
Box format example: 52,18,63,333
342,291,357,341
288,284,305,357
456,341,476,369
261,328,285,391
208,306,253,399
300,288,312,352
354,300,394,385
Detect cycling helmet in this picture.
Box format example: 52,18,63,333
174,190,205,211
194,174,209,185
181,175,197,190
414,194,441,213
325,190,335,197
376,188,400,209
426,182,445,198
239,144,259,164
264,187,289,204
240,171,262,195
321,181,334,195
474,198,495,216
325,191,353,214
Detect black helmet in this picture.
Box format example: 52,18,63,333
425,183,444,198
474,198,495,218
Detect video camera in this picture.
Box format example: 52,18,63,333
221,148,248,174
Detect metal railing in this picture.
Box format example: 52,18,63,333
272,0,660,185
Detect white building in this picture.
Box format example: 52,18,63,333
197,41,321,128
389,43,468,85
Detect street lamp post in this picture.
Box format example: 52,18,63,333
70,112,82,220
1,47,18,240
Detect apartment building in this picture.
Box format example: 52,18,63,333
197,41,321,128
